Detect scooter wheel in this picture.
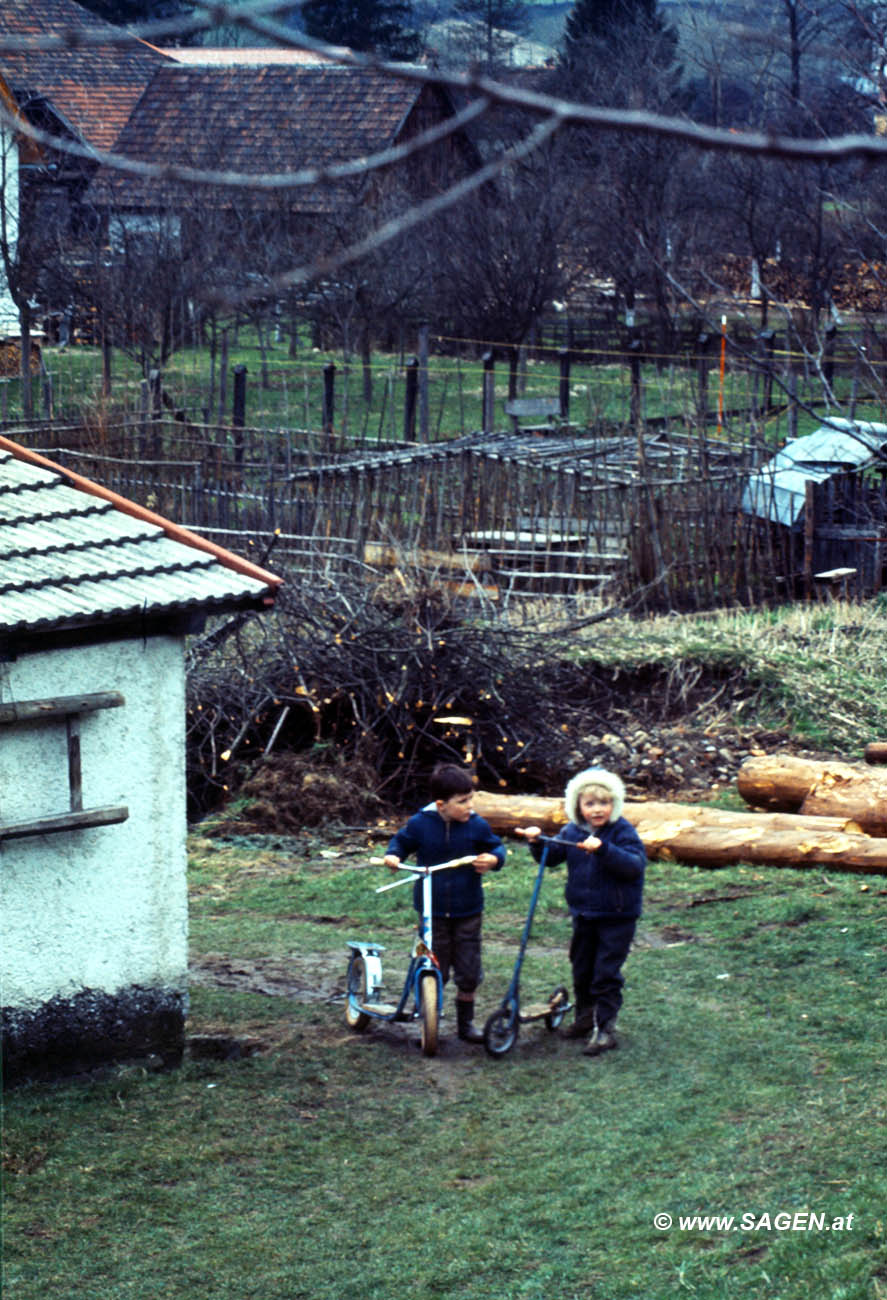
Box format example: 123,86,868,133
545,985,570,1031
483,1007,519,1057
419,973,439,1057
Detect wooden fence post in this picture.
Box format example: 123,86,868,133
41,361,53,420
787,368,798,440
102,331,112,399
482,351,495,434
232,364,247,466
559,348,571,421
150,369,162,458
20,305,33,421
629,336,643,429
139,378,149,455
508,345,519,401
217,331,229,426
404,354,418,441
696,332,711,424
322,361,335,440
804,479,816,600
418,324,430,442
150,368,162,420
756,329,775,416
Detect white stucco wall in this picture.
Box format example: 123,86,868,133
0,635,188,1012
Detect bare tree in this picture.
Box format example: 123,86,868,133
449,0,530,71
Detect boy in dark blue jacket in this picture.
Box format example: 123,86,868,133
517,767,646,1056
385,763,505,1043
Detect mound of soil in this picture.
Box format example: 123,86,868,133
219,751,385,833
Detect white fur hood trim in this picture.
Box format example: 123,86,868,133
564,768,626,825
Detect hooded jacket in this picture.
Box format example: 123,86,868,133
532,767,646,919
387,803,505,918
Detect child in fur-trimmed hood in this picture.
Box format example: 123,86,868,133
516,767,646,1056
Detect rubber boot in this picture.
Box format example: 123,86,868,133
583,1019,618,1056
456,998,484,1044
560,1002,597,1039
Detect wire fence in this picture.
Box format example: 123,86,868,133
5,316,886,448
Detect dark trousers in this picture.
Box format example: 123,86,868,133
569,915,637,1029
430,912,483,995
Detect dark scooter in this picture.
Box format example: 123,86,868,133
483,837,571,1057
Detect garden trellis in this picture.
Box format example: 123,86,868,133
16,416,795,612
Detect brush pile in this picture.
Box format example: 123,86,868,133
185,564,852,826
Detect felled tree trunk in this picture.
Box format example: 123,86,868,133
735,755,835,811
473,791,859,837
473,791,887,873
737,755,887,836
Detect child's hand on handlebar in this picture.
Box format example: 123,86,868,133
514,825,542,841
578,836,601,852
383,854,401,872
473,852,498,873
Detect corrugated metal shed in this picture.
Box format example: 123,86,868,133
0,440,281,636
741,419,887,526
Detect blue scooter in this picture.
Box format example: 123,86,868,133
344,854,475,1057
483,838,571,1057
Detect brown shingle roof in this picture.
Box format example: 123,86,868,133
0,0,170,152
89,62,453,211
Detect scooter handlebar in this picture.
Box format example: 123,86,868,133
518,833,596,853
370,854,478,893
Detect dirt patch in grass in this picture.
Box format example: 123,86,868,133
635,925,698,948
190,952,343,1003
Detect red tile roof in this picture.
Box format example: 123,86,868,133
90,62,456,210
0,0,169,152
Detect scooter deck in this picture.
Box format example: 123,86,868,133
519,1002,559,1021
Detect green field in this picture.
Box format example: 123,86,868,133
4,824,886,1300
6,326,880,447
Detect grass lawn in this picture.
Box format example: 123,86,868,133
4,830,886,1300
10,331,881,446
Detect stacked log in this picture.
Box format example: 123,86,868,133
737,755,887,836
865,742,887,765
473,790,887,874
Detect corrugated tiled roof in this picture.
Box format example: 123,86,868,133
0,0,170,152
0,440,281,636
89,62,448,210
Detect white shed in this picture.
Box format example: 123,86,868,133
0,436,282,1084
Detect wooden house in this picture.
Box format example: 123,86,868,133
0,435,282,1084
0,0,171,334
0,0,480,332
85,60,480,250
